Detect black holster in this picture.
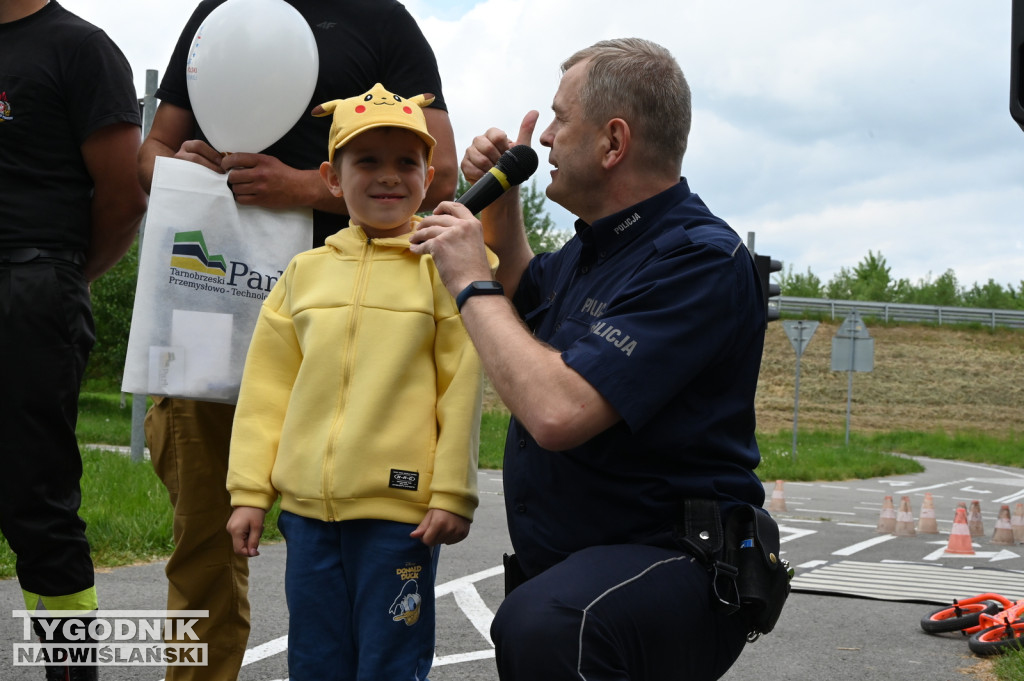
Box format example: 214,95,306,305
503,552,530,597
674,499,792,640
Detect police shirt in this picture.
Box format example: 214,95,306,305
505,179,767,578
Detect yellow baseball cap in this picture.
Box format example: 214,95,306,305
312,83,436,165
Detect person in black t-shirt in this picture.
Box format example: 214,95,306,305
0,1,147,679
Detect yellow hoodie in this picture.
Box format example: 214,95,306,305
228,220,487,524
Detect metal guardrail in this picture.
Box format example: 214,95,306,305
777,297,1024,330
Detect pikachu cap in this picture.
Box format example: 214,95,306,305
312,83,436,165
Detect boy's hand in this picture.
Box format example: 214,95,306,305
227,506,266,557
410,509,471,547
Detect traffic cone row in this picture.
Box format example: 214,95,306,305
767,483,1023,548
872,495,1023,547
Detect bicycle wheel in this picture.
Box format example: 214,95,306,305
920,601,1002,634
968,621,1024,656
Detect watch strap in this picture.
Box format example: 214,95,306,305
456,280,504,311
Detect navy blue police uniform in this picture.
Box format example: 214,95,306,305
491,178,767,681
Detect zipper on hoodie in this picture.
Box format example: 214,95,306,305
322,236,375,520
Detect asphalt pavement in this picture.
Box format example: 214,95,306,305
3,459,1023,681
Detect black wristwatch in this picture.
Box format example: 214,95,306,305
456,280,504,311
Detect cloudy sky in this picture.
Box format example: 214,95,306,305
63,0,1024,290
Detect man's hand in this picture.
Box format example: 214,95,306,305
221,152,321,209
413,110,541,298
173,139,225,175
226,506,266,557
460,110,540,185
409,509,471,546
409,202,493,297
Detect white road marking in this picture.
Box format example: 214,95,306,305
832,534,898,556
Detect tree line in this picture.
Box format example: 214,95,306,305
778,250,1024,310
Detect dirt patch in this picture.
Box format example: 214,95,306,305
756,322,1024,435
958,656,999,681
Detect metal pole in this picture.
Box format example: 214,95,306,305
129,69,159,463
792,325,803,460
845,336,856,447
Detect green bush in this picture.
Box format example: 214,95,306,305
87,238,139,389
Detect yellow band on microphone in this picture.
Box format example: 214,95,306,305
488,166,512,191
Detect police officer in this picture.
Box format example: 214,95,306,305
412,38,767,680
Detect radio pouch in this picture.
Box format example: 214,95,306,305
723,504,792,640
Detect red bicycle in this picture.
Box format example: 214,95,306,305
920,592,1024,656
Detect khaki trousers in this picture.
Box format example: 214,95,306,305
145,397,250,681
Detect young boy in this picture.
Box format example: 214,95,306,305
226,83,488,680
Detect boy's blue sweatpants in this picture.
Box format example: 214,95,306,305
278,511,440,681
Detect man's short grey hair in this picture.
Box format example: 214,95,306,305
562,38,691,174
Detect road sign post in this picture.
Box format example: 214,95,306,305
781,320,819,459
831,311,875,445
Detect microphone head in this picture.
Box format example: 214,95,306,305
495,145,539,186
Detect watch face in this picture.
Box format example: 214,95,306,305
474,281,502,292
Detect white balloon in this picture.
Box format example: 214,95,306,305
185,0,319,153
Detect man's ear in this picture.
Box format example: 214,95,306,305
319,161,343,197
601,118,631,170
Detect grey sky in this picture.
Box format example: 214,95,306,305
66,0,1024,289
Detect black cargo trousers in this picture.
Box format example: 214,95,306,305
0,249,96,605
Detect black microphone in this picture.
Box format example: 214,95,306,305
455,144,539,214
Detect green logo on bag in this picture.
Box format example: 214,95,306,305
171,230,228,277
166,229,282,300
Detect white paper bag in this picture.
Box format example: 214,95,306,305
122,157,313,403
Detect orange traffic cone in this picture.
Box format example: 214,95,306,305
945,506,975,555
894,496,916,536
877,495,896,534
968,500,985,537
769,480,787,512
918,492,939,534
1013,503,1024,544
991,505,1015,545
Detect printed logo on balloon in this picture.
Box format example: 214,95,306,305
186,0,319,153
